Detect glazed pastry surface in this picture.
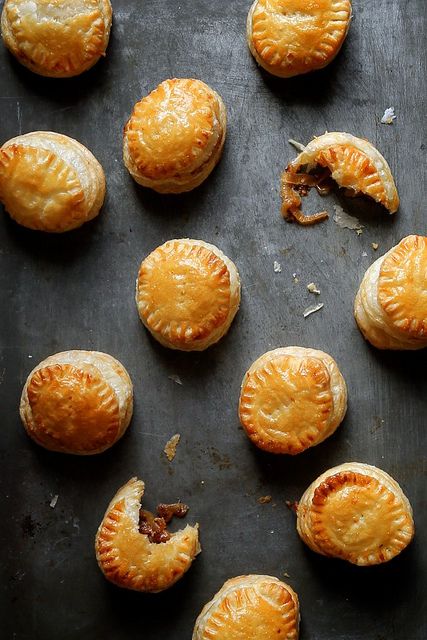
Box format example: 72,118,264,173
193,575,299,640
123,78,226,193
0,131,105,232
297,462,414,565
136,239,241,351
1,0,112,77
96,477,200,592
247,0,352,78
239,347,347,454
20,350,133,454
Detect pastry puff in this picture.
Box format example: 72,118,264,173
247,0,352,78
20,350,133,454
281,132,399,225
1,0,112,78
297,462,414,566
136,239,241,351
95,477,200,592
239,347,347,454
355,235,427,350
0,131,105,232
193,575,300,640
123,78,227,193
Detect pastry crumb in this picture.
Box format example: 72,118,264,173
303,303,324,318
356,229,363,236
283,571,290,578
49,494,59,509
168,374,183,386
273,261,282,273
292,272,299,284
307,282,321,295
288,138,306,152
258,495,272,504
362,251,368,257
381,107,396,125
372,242,379,250
333,204,364,233
164,434,181,462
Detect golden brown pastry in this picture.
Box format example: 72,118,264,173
123,78,227,193
136,239,241,351
247,0,352,78
297,462,414,565
355,235,427,350
239,347,347,454
20,350,133,454
95,477,200,592
193,575,300,640
0,131,105,232
1,0,112,78
281,132,399,225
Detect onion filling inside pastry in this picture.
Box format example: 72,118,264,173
139,503,189,544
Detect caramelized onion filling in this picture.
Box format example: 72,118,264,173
139,502,190,544
280,166,333,225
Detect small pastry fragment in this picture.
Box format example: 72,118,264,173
0,131,105,232
247,0,352,78
281,132,399,225
136,239,241,351
20,350,133,454
355,235,427,350
123,78,227,193
95,477,200,592
297,462,414,566
193,575,299,640
1,0,112,78
239,347,347,454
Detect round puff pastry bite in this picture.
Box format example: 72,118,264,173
281,132,399,225
95,477,200,592
1,0,112,78
193,575,300,640
0,131,105,232
247,0,352,79
297,462,414,566
239,347,347,454
136,239,241,351
123,78,227,193
355,235,427,350
20,350,133,454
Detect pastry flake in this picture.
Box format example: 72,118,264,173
0,131,105,232
136,239,241,351
123,78,227,193
193,575,299,640
1,0,112,77
239,347,347,454
95,477,200,593
247,0,352,78
281,132,399,225
297,462,414,565
20,350,133,454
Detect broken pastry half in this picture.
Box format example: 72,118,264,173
247,0,352,78
1,0,112,78
20,350,133,454
297,462,414,566
95,477,200,592
123,78,227,193
193,575,300,640
239,347,347,454
136,239,241,351
355,235,427,350
281,132,399,225
0,131,105,232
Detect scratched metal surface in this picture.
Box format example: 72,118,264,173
0,1,426,638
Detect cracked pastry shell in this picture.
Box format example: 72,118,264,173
239,347,347,454
355,235,427,350
297,462,414,566
95,477,200,592
20,350,133,454
123,78,227,193
247,0,352,78
0,131,105,232
136,239,241,351
1,0,112,78
193,575,300,640
281,132,399,225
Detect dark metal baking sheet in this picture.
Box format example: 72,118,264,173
0,1,426,638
